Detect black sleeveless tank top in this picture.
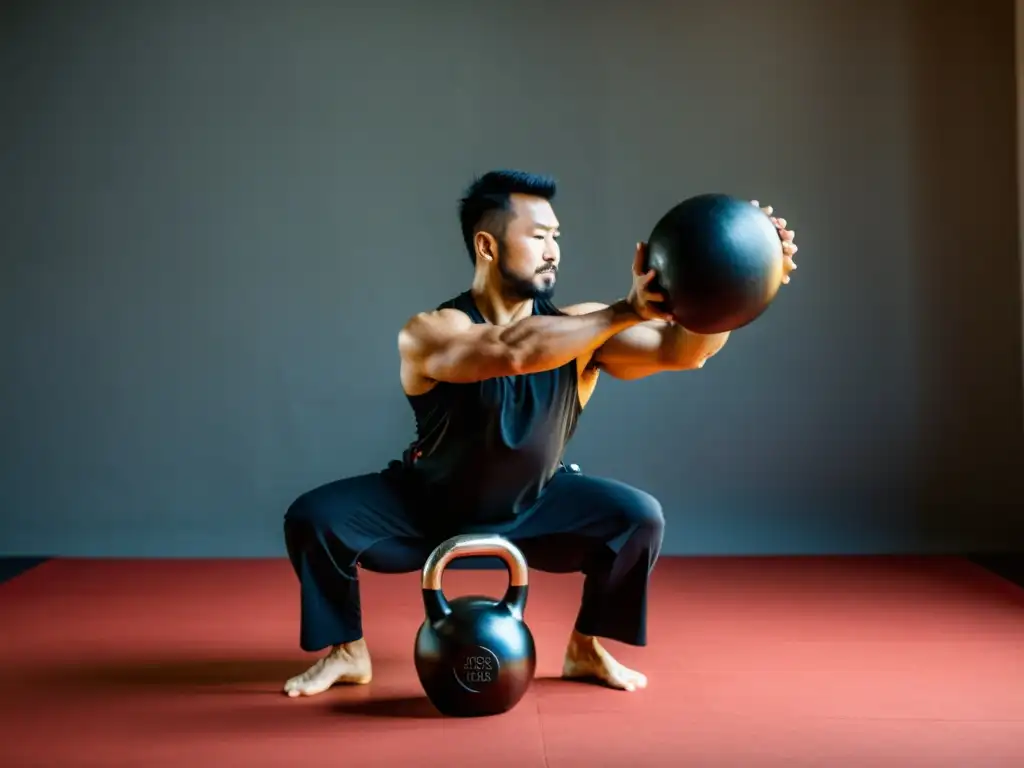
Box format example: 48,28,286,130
402,290,582,523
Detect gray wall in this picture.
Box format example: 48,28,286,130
2,0,1022,557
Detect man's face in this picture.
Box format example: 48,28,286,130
491,193,561,300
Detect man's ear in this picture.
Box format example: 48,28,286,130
475,231,498,262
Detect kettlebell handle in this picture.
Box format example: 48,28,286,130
421,533,528,591
420,534,529,624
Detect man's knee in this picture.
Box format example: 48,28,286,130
283,491,359,572
625,488,665,546
284,484,338,529
284,491,315,525
598,487,663,548
283,490,336,555
283,492,319,556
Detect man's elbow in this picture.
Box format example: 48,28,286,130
677,349,723,370
667,331,730,371
657,349,720,372
502,340,538,376
501,339,572,377
491,325,547,376
659,356,705,372
452,337,533,380
657,344,706,371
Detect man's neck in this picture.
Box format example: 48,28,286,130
469,276,535,326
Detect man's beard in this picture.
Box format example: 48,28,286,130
498,258,557,302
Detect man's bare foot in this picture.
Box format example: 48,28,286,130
561,630,648,692
283,638,373,698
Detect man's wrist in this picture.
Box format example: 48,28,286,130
608,298,644,327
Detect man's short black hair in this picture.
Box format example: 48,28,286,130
458,170,557,264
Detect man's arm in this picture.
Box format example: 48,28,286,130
558,200,796,381
398,301,644,392
563,302,730,380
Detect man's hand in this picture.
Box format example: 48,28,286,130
752,200,798,284
627,242,676,323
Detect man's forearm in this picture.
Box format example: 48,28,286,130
500,300,642,373
591,319,731,380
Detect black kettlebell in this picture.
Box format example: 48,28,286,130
414,533,536,717
645,192,785,334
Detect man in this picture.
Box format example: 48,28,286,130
283,170,797,697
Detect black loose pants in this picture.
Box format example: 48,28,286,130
283,465,665,652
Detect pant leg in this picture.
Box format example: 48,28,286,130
283,468,436,652
486,468,665,647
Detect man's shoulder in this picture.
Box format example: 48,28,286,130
400,306,473,339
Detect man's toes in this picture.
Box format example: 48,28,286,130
601,668,632,691
284,673,323,697
614,668,647,692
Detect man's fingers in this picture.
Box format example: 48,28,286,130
633,242,649,275
637,268,660,287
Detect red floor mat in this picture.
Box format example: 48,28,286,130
1,556,1023,766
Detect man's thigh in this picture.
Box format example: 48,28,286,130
285,469,437,573
503,468,664,573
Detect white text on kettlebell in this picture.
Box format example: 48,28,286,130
462,655,495,684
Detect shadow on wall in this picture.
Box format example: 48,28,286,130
907,0,1024,550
